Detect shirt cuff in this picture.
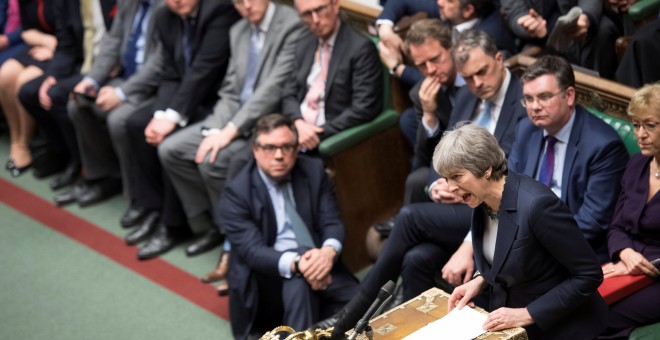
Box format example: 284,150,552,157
375,19,394,28
278,251,299,279
154,108,188,127
82,76,100,90
114,87,126,102
323,238,343,255
463,231,472,243
422,118,440,137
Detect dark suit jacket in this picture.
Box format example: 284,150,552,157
607,154,660,261
281,22,382,140
151,0,240,119
508,106,629,260
472,172,608,339
47,0,115,80
220,156,347,339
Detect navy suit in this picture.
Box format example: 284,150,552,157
473,172,608,339
220,156,358,340
508,106,629,262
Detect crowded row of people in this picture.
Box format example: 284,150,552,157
1,0,659,339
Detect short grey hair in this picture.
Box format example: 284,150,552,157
432,122,507,180
451,29,498,69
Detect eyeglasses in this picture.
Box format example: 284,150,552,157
256,143,297,155
521,89,564,108
632,121,659,133
299,3,332,21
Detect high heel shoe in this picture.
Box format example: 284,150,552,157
9,163,32,177
201,252,230,283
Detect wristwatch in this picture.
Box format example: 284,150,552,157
389,63,401,77
293,254,302,276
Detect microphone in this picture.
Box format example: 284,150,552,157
349,280,396,339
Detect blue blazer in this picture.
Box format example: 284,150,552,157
220,156,347,339
508,106,629,260
472,172,608,339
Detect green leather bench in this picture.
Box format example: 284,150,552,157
316,36,412,272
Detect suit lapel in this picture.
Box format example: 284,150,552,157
489,173,520,278
235,21,251,91
251,167,278,244
324,23,348,96
493,75,520,143
524,129,544,178
291,167,315,240
254,5,284,86
299,35,317,100
562,108,583,201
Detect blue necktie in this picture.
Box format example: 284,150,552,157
240,28,261,104
281,184,315,249
182,17,195,71
539,136,557,187
476,100,493,129
123,1,150,79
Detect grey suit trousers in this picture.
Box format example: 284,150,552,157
159,121,248,222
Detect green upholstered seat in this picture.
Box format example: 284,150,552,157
629,322,660,340
628,0,660,22
587,108,640,156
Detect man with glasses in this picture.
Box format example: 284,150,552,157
158,0,303,257
219,113,359,340
509,55,629,262
282,0,382,151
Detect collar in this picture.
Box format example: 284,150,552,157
257,167,281,191
252,2,276,34
488,69,511,109
319,20,341,48
543,107,576,143
454,18,480,32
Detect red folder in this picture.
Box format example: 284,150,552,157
598,266,655,304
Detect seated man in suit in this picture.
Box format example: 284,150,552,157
59,0,164,210
281,0,382,152
325,29,526,337
158,0,303,257
220,114,358,340
509,55,629,263
121,0,240,259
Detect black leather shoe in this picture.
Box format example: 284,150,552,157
373,215,396,237
77,177,122,207
53,181,87,207
185,228,223,257
125,211,160,245
49,164,80,191
120,205,148,228
137,225,191,260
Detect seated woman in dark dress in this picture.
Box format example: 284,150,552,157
599,83,660,339
441,123,608,340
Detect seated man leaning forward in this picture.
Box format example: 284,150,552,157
219,114,359,340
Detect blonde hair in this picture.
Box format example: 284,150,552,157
628,82,660,120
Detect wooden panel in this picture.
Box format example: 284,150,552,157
506,55,636,120
326,126,412,273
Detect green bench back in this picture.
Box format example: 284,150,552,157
588,108,640,156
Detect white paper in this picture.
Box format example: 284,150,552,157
403,306,488,340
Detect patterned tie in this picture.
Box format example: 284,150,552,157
302,42,331,125
539,136,557,187
80,0,95,74
182,16,195,71
281,184,315,249
475,100,493,129
240,28,261,104
123,1,150,79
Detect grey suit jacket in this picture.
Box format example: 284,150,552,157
87,0,164,103
204,3,304,135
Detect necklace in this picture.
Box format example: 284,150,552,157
654,157,660,179
484,175,507,221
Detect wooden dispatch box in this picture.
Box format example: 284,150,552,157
346,288,527,340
